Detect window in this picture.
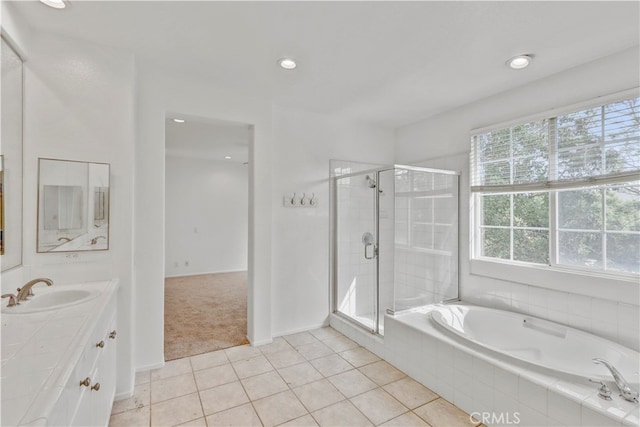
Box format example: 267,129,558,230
471,94,640,275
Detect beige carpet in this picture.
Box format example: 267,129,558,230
164,272,249,361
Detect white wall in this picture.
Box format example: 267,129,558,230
165,155,248,277
270,106,394,336
0,4,135,397
135,63,274,371
396,47,640,351
136,69,396,368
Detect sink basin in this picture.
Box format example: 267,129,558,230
1,288,99,314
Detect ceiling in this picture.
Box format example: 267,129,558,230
8,1,640,128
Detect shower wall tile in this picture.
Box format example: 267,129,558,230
463,273,640,351
567,294,592,318
619,303,639,327
592,298,619,323
546,289,568,313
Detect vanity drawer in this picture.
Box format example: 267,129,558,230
68,315,116,426
65,298,116,426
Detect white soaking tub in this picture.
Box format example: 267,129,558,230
330,303,640,426
430,304,640,383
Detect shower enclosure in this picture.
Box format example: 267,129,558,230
331,161,459,335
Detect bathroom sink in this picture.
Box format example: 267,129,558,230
1,288,99,314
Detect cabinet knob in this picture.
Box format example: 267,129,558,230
109,330,117,339
91,382,101,391
79,377,91,387
96,340,105,348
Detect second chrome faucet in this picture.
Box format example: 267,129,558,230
593,358,639,403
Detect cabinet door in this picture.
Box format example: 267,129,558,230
70,322,116,426
94,321,117,425
71,367,97,426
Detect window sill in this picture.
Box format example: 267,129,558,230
470,258,639,304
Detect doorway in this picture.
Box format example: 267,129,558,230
164,116,251,360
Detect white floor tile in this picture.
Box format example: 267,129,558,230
199,380,250,415
252,390,308,427
292,379,346,412
310,354,353,377
349,388,408,425
241,370,289,401
278,362,323,388
205,402,262,427
311,400,373,427
328,369,378,398
232,355,274,379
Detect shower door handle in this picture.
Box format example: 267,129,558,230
364,243,377,260
362,232,377,260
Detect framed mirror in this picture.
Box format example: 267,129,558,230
1,36,24,270
37,158,110,252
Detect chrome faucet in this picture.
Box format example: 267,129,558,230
90,236,106,245
16,278,53,302
593,358,639,403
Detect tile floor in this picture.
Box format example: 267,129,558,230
109,327,481,427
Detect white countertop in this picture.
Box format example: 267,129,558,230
1,279,118,426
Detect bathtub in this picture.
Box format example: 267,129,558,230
430,304,640,383
330,303,640,426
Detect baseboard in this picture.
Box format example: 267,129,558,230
247,335,273,347
272,321,329,338
115,388,134,401
135,360,165,372
165,269,247,279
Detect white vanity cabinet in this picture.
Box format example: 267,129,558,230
67,299,117,426
1,280,119,427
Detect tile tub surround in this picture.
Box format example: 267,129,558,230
330,309,639,427
111,327,481,427
1,279,119,426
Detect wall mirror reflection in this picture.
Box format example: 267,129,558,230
37,158,110,252
1,36,24,270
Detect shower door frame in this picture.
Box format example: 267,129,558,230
331,166,385,334
330,163,461,335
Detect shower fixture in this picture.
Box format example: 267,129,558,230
365,175,377,188
366,175,384,194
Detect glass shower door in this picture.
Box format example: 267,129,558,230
334,171,378,332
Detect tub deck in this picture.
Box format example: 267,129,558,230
330,304,640,427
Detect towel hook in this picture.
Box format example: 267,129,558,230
310,193,316,206
300,193,307,206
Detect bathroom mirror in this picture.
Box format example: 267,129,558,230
37,158,110,252
1,36,24,270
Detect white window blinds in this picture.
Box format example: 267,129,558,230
471,96,640,193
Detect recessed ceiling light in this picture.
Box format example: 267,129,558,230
507,55,533,70
173,118,185,123
224,156,232,160
278,58,297,70
40,0,66,9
